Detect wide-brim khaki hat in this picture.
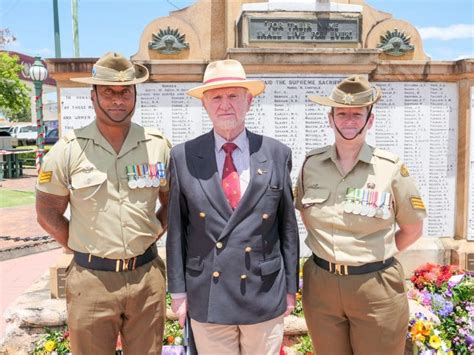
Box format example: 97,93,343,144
187,59,265,99
71,52,149,86
309,75,381,108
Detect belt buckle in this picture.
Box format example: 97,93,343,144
116,257,137,272
331,263,349,276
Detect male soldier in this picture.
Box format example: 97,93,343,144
166,59,300,354
36,52,170,354
297,75,427,355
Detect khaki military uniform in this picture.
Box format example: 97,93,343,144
37,121,171,355
296,143,426,355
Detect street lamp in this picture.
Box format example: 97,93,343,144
29,56,48,170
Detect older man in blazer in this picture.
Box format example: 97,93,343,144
166,59,299,354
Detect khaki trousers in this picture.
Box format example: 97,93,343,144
66,257,166,355
191,314,285,355
302,258,409,355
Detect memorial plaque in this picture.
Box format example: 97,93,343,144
249,18,360,43
60,77,458,240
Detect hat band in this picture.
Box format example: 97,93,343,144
330,87,376,105
92,64,136,82
203,76,246,85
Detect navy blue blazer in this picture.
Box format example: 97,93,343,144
166,130,299,325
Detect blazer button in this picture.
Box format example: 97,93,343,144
245,246,252,253
216,242,223,249
199,212,206,218
212,271,220,278
240,274,247,280
262,213,269,220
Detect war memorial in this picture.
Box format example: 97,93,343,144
1,0,473,353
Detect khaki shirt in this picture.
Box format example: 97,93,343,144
37,122,171,259
295,143,427,266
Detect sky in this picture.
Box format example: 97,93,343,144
1,0,473,61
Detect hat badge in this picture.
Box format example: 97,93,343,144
117,70,128,82
342,93,354,104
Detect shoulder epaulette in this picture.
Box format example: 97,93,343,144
144,128,172,148
373,148,399,163
62,130,77,143
144,127,165,139
306,145,330,158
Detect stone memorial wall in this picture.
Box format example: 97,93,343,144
60,76,458,239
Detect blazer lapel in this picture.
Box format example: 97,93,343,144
190,131,233,221
218,131,272,240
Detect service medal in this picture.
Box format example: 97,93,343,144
148,163,160,187
126,165,138,189
157,162,167,187
352,189,362,215
382,192,392,220
136,164,146,188
360,189,369,216
143,164,153,188
343,188,355,214
367,190,377,217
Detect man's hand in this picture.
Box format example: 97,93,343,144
171,296,187,327
284,293,296,316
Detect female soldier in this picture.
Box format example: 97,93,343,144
296,75,427,355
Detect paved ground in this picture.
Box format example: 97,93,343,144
0,248,63,338
0,169,63,338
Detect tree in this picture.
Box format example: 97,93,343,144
0,28,16,49
0,52,31,122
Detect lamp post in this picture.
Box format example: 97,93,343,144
29,56,48,171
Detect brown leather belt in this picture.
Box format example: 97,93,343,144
312,254,394,276
74,244,157,272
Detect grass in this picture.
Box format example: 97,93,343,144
0,189,35,208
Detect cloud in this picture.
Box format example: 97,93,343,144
455,53,474,60
418,24,474,40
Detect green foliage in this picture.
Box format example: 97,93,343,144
295,335,314,354
0,52,31,120
9,103,31,122
32,327,70,354
163,319,183,345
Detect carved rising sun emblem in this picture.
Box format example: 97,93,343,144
342,93,354,104
377,28,415,56
149,26,189,54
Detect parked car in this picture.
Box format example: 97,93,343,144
9,124,37,145
45,128,59,145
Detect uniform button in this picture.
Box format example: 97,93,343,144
199,212,206,218
240,274,247,280
212,271,220,278
86,178,91,184
262,213,269,220
216,242,223,249
245,246,252,252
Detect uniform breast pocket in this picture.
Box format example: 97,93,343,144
301,188,330,207
301,188,331,219
70,169,108,210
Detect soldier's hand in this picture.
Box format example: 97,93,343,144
171,296,187,327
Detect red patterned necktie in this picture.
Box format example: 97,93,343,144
221,143,241,210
